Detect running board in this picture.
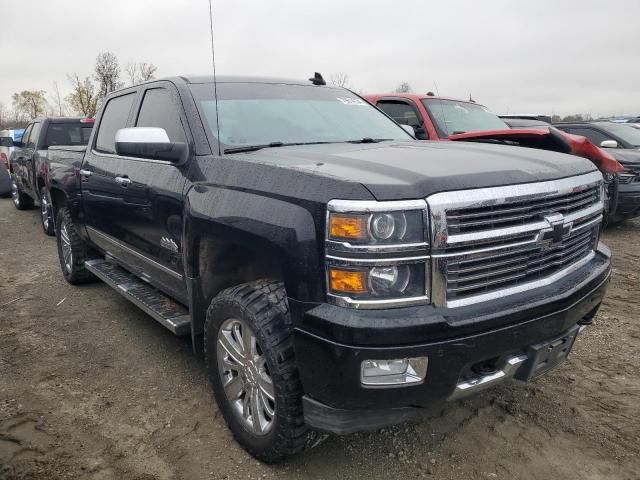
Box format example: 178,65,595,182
84,259,191,336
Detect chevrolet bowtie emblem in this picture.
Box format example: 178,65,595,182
539,214,572,248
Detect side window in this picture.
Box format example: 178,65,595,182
136,88,186,142
377,101,422,128
568,128,611,146
377,100,427,139
26,123,41,149
95,93,136,154
21,124,33,146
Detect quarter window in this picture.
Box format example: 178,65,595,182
136,88,186,142
95,93,136,154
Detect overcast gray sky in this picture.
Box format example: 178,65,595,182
1,0,638,118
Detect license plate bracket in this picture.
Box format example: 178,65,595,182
515,325,580,381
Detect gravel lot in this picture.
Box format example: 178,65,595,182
1,198,639,480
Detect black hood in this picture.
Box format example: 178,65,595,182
238,141,597,200
609,148,640,166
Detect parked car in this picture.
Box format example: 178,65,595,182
1,117,94,234
0,129,25,197
48,75,610,462
364,93,624,220
555,122,640,222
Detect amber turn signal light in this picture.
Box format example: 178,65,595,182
329,214,367,240
329,268,368,294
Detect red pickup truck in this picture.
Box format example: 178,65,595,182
364,92,623,219
364,93,621,173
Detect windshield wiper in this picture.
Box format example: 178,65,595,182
346,138,393,144
224,142,285,154
224,141,341,154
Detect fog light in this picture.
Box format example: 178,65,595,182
361,357,428,387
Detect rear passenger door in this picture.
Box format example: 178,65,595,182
17,122,41,198
83,83,190,303
11,123,32,191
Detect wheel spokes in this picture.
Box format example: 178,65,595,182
218,330,246,366
216,318,276,435
257,371,275,401
223,375,244,400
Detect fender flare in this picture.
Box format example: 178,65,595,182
183,184,323,341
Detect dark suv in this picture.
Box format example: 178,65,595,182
555,122,640,221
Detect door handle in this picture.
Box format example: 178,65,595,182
79,169,92,178
115,176,131,187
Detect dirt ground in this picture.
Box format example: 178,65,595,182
0,198,638,480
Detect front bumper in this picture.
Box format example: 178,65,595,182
292,245,611,434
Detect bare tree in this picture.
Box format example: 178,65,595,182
395,82,413,93
125,61,158,85
330,72,350,88
0,102,5,128
66,74,100,117
12,90,48,120
125,62,139,85
94,51,122,98
138,62,157,82
49,81,66,116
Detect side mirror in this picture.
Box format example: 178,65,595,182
0,137,15,147
114,127,188,164
600,139,619,149
400,124,416,137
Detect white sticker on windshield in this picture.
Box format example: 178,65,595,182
336,97,367,106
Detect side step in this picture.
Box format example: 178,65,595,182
84,259,191,336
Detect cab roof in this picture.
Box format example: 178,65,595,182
364,92,487,108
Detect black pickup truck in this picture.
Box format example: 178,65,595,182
46,75,611,462
2,117,94,234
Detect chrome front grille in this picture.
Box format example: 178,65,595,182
446,185,600,234
428,171,604,308
445,222,597,300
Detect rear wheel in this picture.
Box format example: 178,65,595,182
11,175,33,210
40,188,55,236
204,280,311,463
55,207,96,285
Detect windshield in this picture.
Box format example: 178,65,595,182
603,123,640,147
190,82,411,149
422,99,509,138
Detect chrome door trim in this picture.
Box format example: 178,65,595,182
86,226,183,280
91,149,174,166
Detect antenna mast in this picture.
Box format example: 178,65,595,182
207,0,222,155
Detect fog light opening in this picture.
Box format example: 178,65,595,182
361,357,428,387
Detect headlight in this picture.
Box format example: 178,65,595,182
328,210,423,244
326,199,430,308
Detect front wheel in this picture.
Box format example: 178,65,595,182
11,175,33,210
204,280,310,463
40,188,55,236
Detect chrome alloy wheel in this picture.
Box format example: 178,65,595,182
11,177,19,207
60,222,73,272
217,318,276,435
41,192,50,230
